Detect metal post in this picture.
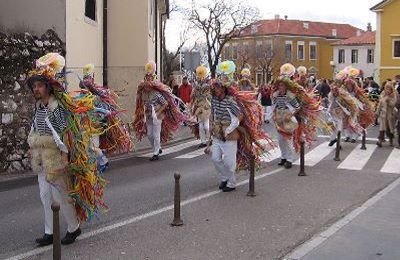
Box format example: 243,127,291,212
51,203,61,260
247,156,256,197
171,173,183,226
360,130,367,150
298,140,307,176
334,131,341,161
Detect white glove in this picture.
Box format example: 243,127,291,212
224,108,240,136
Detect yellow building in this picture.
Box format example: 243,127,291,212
371,0,400,84
223,16,362,85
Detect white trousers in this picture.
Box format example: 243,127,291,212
146,117,162,155
330,116,344,141
38,173,80,234
211,139,237,188
264,106,273,121
198,119,210,144
277,133,296,163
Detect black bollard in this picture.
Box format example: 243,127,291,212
334,131,341,161
360,130,367,150
247,156,256,197
51,203,61,260
171,173,183,226
298,140,307,176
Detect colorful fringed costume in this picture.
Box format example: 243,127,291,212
27,53,107,223
80,64,133,156
133,61,188,160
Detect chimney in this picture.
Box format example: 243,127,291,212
367,23,372,32
274,14,280,20
284,15,288,20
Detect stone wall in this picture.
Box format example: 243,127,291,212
0,30,65,174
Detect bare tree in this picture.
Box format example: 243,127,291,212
189,0,259,78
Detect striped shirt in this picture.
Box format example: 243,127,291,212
33,103,67,136
145,92,167,112
273,94,300,110
211,96,241,121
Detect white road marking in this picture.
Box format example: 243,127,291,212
318,135,378,142
5,168,284,260
175,148,205,159
337,144,376,171
282,177,400,260
294,142,334,166
380,148,400,174
139,140,199,157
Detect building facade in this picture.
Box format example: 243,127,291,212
371,0,400,84
332,30,376,78
223,17,362,85
0,0,169,118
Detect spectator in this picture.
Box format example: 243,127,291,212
258,84,273,123
178,76,192,104
169,76,179,96
394,75,400,94
319,79,331,99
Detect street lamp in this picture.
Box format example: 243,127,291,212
329,61,336,79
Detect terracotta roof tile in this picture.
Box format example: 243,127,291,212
332,31,375,46
239,19,362,39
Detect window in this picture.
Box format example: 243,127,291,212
256,41,263,58
367,49,374,63
297,41,305,60
351,49,358,64
285,41,292,61
309,42,317,60
232,43,238,60
242,42,249,56
266,40,273,58
393,39,400,58
338,49,345,64
85,0,96,21
148,0,155,38
332,29,337,37
224,44,231,60
303,23,309,29
256,72,263,86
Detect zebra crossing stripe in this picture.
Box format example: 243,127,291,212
176,148,206,159
294,142,335,166
139,140,199,158
337,144,377,171
380,148,400,174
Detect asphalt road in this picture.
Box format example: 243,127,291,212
0,124,398,260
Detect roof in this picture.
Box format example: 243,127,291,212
238,19,363,39
370,0,392,11
332,31,376,46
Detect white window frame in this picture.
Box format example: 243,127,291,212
148,0,155,39
367,49,374,63
224,44,231,60
84,0,97,25
265,40,273,58
351,49,359,64
393,38,400,59
297,41,305,60
285,40,293,60
309,42,317,60
232,43,239,60
256,40,263,58
338,49,345,64
256,71,263,86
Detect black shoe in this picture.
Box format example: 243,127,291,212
219,181,228,190
284,161,292,169
278,159,287,166
351,139,356,143
222,186,236,192
61,228,81,245
149,155,159,161
344,137,350,142
198,143,207,149
158,149,163,155
328,139,337,147
35,234,53,247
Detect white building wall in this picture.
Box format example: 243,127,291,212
333,45,376,78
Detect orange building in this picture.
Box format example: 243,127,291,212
223,16,362,85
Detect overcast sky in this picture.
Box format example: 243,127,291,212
165,0,382,51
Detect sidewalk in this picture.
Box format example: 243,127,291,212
286,177,400,260
0,126,194,190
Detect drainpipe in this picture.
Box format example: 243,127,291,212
159,0,170,80
154,0,158,74
103,0,108,86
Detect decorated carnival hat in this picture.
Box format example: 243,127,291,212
144,60,157,81
280,63,296,78
196,65,209,80
240,68,251,79
297,66,307,76
83,63,95,78
216,60,236,82
26,52,65,91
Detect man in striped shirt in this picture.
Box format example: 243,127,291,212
27,75,81,246
272,80,301,169
207,81,242,192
